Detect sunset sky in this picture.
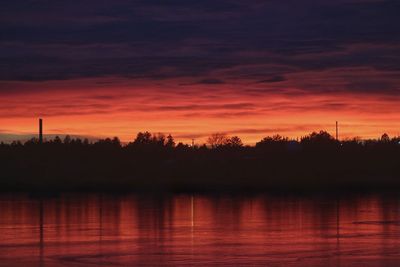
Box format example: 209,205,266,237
1,0,400,144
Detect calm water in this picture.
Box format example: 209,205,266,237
1,194,400,267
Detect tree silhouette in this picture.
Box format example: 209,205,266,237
132,132,152,146
226,136,243,148
301,131,337,147
207,133,228,148
83,138,90,146
53,136,62,144
1,130,400,192
381,133,390,143
166,134,175,148
63,135,72,145
153,133,166,147
256,134,289,152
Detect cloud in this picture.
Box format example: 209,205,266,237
197,78,225,84
1,0,400,143
256,76,286,83
156,103,254,111
0,0,399,92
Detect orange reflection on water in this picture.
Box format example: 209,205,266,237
0,194,400,266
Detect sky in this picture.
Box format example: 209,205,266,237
1,0,400,144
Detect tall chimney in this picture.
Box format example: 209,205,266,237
336,121,339,141
39,118,43,143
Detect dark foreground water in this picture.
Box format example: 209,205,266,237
1,194,400,267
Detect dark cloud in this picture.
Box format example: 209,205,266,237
155,103,254,111
0,0,400,95
197,79,226,84
257,76,286,83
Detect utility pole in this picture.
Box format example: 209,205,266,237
39,118,43,144
192,139,195,148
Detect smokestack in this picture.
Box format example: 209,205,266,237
336,121,339,141
39,118,43,143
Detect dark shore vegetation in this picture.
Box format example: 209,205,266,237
1,131,400,192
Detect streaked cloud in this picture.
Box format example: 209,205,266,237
0,0,399,143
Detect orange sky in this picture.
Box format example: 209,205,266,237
1,75,399,145
1,0,400,144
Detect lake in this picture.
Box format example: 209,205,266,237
1,193,400,266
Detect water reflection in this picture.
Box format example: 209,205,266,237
0,194,400,266
39,199,44,267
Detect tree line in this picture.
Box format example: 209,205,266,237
2,130,399,150
0,130,399,192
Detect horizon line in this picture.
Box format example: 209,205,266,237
1,130,398,145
